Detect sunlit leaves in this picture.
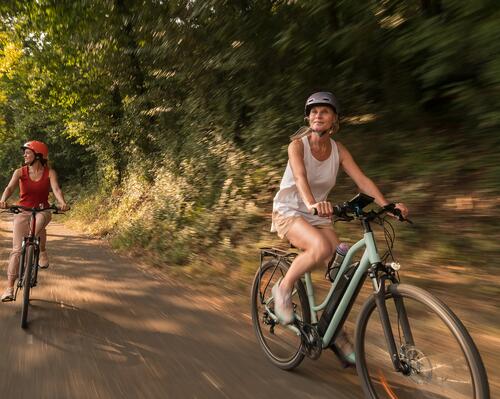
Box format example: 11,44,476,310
0,33,22,77
0,0,497,268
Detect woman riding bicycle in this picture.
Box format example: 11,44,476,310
0,140,69,302
271,91,408,357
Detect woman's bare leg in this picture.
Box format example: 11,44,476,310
279,218,339,293
272,218,340,323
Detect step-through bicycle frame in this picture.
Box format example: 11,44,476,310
261,207,411,373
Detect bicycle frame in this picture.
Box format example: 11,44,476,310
304,232,379,346
260,194,417,372
14,209,42,299
284,229,411,373
280,232,379,344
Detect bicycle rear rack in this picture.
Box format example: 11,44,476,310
259,247,297,267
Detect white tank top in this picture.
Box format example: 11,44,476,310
271,135,340,231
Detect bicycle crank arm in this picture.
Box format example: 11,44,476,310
263,304,302,336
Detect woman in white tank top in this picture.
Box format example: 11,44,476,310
271,92,409,360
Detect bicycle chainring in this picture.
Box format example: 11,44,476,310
299,323,322,360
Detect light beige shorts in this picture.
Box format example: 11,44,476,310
272,211,333,239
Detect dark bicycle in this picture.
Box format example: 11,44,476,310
4,204,63,328
251,193,489,398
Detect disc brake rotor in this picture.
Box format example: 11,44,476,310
400,345,433,384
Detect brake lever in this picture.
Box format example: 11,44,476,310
382,204,411,223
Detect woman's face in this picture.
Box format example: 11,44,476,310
308,105,336,133
23,148,35,165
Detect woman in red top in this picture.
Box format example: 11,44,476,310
0,141,69,301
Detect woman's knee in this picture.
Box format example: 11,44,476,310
35,212,51,235
309,239,334,263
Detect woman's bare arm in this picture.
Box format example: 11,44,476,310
48,169,69,210
0,169,22,208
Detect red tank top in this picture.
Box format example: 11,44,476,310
18,166,51,208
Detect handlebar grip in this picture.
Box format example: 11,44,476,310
392,207,403,218
310,206,341,217
384,204,412,223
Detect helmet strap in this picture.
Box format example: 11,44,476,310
29,155,42,167
311,127,334,137
312,130,328,137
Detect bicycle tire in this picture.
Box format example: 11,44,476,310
251,259,311,370
21,245,34,329
355,283,489,399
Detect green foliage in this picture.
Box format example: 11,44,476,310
0,0,498,276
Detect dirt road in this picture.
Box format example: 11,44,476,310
0,215,368,399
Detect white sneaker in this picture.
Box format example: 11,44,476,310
1,287,14,302
272,281,294,325
39,250,49,269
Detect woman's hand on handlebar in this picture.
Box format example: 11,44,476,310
394,202,409,219
309,201,333,218
0,201,7,209
383,202,410,222
58,203,70,212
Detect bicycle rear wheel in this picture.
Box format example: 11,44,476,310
21,245,34,329
356,284,489,399
251,259,310,370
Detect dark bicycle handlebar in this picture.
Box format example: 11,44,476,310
4,204,67,215
311,194,412,224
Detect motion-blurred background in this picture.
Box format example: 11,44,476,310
0,0,498,393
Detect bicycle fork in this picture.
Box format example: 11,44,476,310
15,239,40,294
371,271,413,375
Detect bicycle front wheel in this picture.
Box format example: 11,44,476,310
21,245,35,329
251,259,310,370
356,284,489,399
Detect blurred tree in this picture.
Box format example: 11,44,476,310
0,0,497,267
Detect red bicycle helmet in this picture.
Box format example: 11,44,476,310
21,140,49,161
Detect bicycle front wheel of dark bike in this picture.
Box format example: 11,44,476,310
355,284,489,399
21,245,34,329
251,259,310,370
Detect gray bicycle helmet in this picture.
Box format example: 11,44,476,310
304,91,340,116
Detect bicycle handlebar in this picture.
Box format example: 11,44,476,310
4,204,66,215
311,195,412,224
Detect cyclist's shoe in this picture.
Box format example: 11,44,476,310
331,329,356,368
38,250,49,269
272,280,294,325
1,287,14,302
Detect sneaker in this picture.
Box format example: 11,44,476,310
331,328,356,368
1,287,14,302
271,280,294,325
39,250,49,269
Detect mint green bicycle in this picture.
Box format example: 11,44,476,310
251,193,489,399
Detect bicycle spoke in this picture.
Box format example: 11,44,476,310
252,259,309,370
259,263,285,303
361,290,478,399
